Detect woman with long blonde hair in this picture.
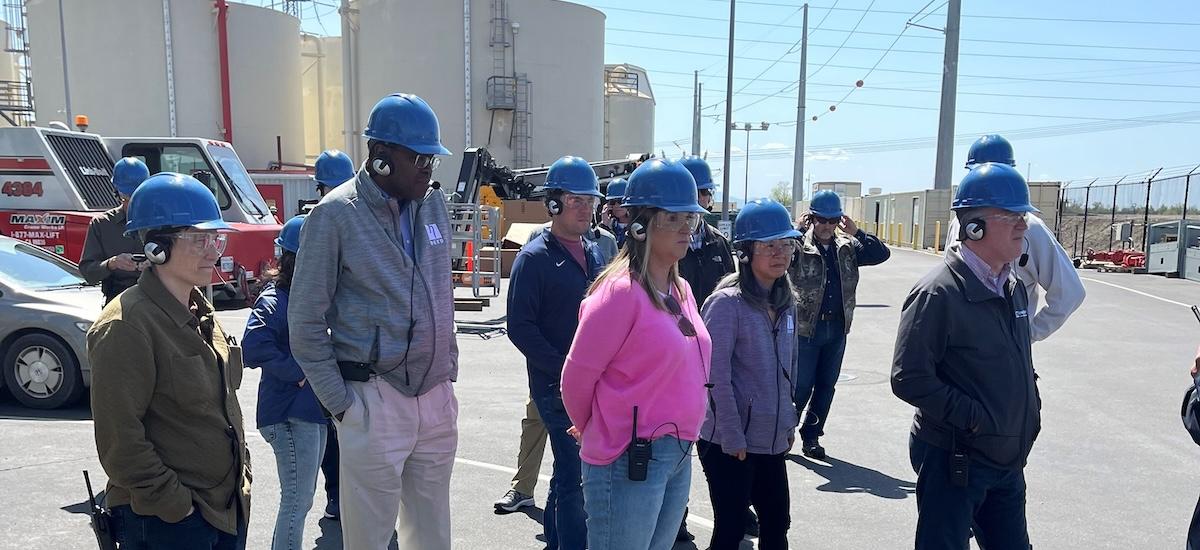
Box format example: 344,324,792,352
560,158,712,550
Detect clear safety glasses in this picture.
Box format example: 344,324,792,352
652,211,703,233
172,232,228,256
754,239,798,257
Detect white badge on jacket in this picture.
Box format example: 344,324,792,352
786,314,795,334
425,223,445,245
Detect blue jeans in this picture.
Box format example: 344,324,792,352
112,505,246,550
261,419,328,550
581,436,693,550
794,319,848,442
909,436,1030,550
534,394,587,550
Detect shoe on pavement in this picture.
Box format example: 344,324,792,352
801,440,826,460
494,489,535,513
323,499,340,521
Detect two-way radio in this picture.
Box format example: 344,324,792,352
628,406,652,481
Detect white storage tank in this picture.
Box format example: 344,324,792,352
349,0,603,182
301,35,344,162
27,0,303,169
603,63,654,159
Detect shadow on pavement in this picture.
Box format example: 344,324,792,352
0,392,92,421
314,518,399,549
788,454,916,499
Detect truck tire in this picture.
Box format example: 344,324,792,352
2,333,85,409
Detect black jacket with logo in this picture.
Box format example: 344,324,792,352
891,245,1041,470
679,223,735,308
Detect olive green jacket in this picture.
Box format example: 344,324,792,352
87,269,250,535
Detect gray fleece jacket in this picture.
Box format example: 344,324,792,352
700,279,799,455
289,170,459,416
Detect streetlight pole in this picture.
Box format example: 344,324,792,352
721,0,736,225
731,121,769,206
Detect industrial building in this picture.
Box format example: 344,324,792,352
18,0,654,182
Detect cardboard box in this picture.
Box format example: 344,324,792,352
501,199,550,238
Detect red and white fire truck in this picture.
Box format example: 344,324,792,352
0,126,281,299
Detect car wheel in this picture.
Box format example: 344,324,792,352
2,333,84,409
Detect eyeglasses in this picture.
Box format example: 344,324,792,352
698,189,714,197
754,239,798,256
652,211,703,233
811,215,840,225
414,154,441,171
663,293,698,337
605,199,623,207
172,232,228,256
982,211,1029,225
562,193,600,210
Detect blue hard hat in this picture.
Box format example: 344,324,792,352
315,150,355,187
544,156,601,197
679,155,715,191
125,172,233,236
622,158,706,214
363,93,452,156
605,178,628,200
952,162,1040,213
965,134,1015,169
112,157,150,196
274,214,306,254
809,190,844,218
734,198,802,243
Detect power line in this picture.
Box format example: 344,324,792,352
645,66,1200,91
654,1,1200,27
606,40,1200,66
728,0,841,102
606,26,1200,55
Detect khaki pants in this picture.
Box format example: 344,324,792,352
510,396,548,496
336,378,458,550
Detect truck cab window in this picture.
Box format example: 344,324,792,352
121,144,231,210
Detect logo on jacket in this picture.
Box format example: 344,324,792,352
1014,308,1028,319
555,260,566,267
425,223,445,245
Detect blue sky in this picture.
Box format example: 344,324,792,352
282,1,1200,199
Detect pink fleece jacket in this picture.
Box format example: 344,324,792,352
561,269,712,466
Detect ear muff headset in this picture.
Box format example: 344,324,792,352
627,221,647,241
735,242,752,263
144,237,172,265
546,193,563,216
963,218,986,241
370,144,394,177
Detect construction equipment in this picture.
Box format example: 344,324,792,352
447,147,648,307
0,126,281,301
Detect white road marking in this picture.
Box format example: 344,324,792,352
1080,277,1193,309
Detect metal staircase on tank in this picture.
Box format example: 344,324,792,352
1,0,35,126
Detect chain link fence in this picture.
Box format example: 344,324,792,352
1056,165,1200,258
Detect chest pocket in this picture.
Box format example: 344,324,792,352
164,354,220,410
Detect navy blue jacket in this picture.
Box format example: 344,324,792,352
507,229,605,399
243,283,326,428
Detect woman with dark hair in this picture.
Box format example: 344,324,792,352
243,215,328,550
698,199,801,550
561,158,712,550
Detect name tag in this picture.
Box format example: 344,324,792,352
425,223,445,245
1014,308,1028,319
786,314,795,334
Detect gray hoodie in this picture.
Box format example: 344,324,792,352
700,279,799,455
289,170,459,416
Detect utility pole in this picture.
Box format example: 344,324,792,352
57,0,72,123
691,71,701,156
721,0,736,224
732,121,769,206
932,0,961,190
791,3,809,217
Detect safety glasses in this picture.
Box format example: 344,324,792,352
652,211,703,233
414,154,441,171
562,193,600,210
172,232,228,256
812,215,840,225
754,239,798,257
663,293,698,337
982,211,1029,225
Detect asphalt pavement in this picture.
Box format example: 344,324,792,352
1,246,1198,549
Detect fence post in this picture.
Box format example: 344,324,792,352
1080,180,1093,254
1142,167,1163,251
1183,164,1200,221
